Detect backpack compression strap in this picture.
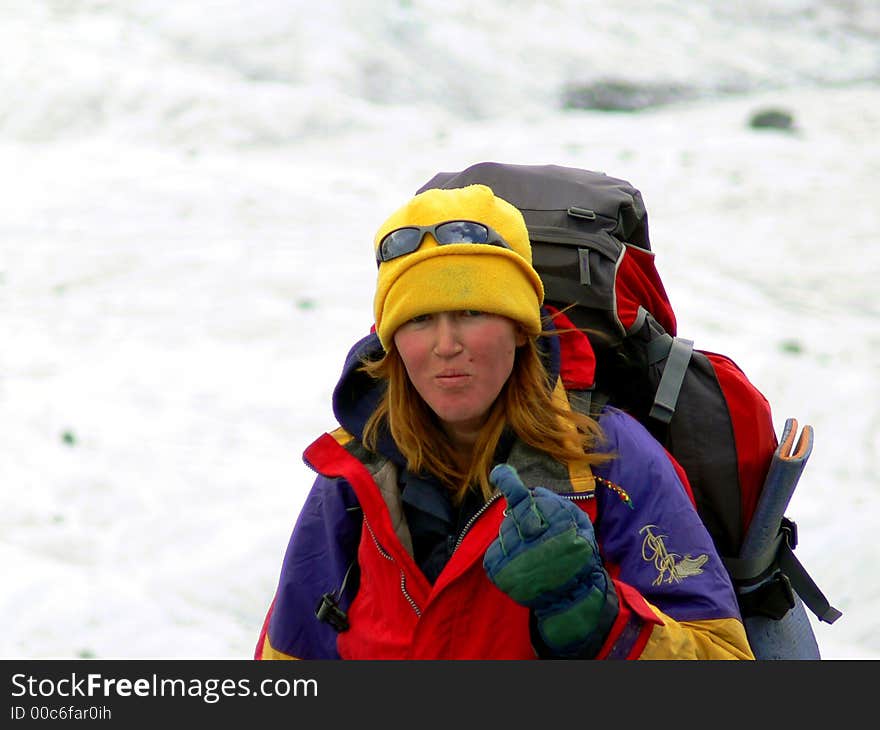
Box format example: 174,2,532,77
629,308,695,425
723,519,842,624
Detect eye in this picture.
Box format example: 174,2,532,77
408,313,433,324
460,310,484,317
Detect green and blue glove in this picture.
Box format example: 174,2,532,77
483,463,619,658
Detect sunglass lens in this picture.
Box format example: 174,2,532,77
434,221,490,244
380,227,422,261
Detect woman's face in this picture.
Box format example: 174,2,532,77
393,310,526,447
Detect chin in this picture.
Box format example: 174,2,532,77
434,408,489,432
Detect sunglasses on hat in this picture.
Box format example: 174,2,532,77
376,220,512,267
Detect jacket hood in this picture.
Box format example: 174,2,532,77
331,310,563,461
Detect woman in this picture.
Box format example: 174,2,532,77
255,184,754,660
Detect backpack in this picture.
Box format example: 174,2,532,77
417,162,842,659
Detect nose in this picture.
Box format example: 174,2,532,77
433,313,464,357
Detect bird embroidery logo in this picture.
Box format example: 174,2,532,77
639,525,709,585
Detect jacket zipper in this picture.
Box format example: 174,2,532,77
367,491,597,618
453,493,503,554
363,518,422,618
453,491,595,554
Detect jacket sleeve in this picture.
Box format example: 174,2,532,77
591,409,754,660
254,474,361,660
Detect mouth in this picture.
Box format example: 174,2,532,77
434,372,472,388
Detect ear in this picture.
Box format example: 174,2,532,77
514,327,529,347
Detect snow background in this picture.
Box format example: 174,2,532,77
2,0,878,659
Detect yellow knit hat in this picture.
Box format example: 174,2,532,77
373,184,544,349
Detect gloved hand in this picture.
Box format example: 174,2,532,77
483,463,619,657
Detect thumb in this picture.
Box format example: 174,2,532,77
490,464,530,509
490,463,548,540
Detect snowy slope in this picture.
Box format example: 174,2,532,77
2,0,878,658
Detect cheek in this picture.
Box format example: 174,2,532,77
393,331,429,380
472,332,518,379
494,345,517,381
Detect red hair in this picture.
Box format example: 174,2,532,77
361,333,610,503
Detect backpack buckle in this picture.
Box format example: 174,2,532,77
780,517,798,550
738,570,797,620
315,593,350,632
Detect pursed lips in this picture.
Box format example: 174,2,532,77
434,371,472,388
